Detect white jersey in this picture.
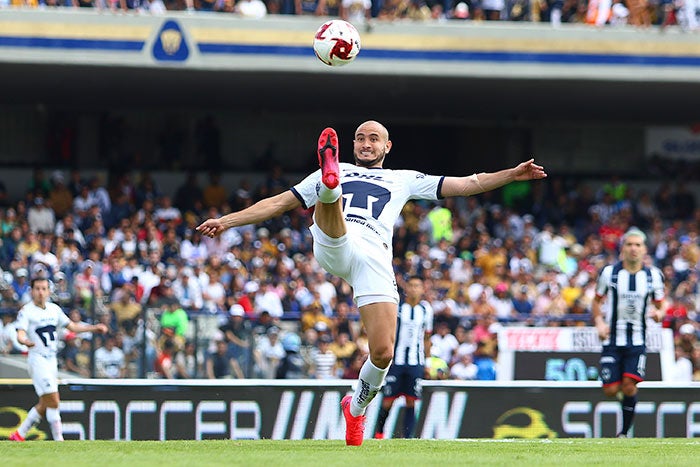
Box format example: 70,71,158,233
292,163,444,247
595,262,665,347
394,300,434,366
15,301,70,357
95,347,126,378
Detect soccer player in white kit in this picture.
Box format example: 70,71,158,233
10,276,108,441
197,121,547,445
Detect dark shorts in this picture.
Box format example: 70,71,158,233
599,345,646,386
382,364,424,400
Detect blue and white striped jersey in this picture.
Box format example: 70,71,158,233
595,262,665,347
393,300,434,366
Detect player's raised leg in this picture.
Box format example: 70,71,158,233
314,127,345,238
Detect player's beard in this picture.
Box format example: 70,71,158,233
354,149,386,168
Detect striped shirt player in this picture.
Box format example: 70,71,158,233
375,277,433,439
592,228,666,438
10,276,107,442
196,121,547,446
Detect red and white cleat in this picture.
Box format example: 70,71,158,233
9,431,25,442
341,395,365,446
318,127,340,189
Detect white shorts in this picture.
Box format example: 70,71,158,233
27,353,59,397
310,223,399,306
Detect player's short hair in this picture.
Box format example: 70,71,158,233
622,227,647,243
30,276,50,288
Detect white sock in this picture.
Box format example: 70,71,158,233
350,359,391,417
46,407,64,441
18,407,42,437
317,182,341,204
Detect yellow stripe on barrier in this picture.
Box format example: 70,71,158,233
0,22,151,40
189,28,700,57
0,378,32,385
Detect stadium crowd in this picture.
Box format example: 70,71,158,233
1,0,698,30
0,166,698,382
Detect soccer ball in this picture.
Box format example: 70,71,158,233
313,20,361,67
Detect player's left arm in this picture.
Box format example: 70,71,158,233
67,321,109,335
440,159,547,198
16,328,35,348
649,268,667,323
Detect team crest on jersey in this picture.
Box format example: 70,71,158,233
415,173,425,178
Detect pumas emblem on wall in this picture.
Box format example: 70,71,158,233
153,20,189,62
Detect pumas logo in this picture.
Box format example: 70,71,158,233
153,20,190,62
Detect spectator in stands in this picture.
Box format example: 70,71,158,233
94,334,127,379
220,304,252,376
254,326,286,378
450,351,478,380
110,285,143,328
12,268,31,305
27,197,55,235
203,173,227,209
154,338,177,379
160,299,189,350
429,321,458,364
73,260,102,309
174,340,201,379
311,334,339,379
172,267,203,311
276,333,307,379
301,299,334,333
206,339,242,379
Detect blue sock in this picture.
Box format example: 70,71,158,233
621,394,637,435
403,406,416,438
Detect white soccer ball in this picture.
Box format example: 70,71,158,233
313,20,361,67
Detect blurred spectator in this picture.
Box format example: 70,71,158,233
425,349,450,380
110,285,143,328
27,197,56,234
73,260,102,309
329,331,357,367
311,334,338,379
1,310,28,354
429,321,458,364
450,352,478,380
172,267,203,311
60,333,88,377
206,339,242,379
202,173,227,209
175,340,202,379
301,299,334,333
160,300,189,349
155,338,177,379
220,304,252,377
276,333,307,379
254,326,286,378
94,334,127,379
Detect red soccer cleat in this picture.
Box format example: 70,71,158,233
318,127,340,189
9,431,25,442
341,395,365,446
374,432,384,440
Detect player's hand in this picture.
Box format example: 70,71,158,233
596,322,610,341
19,339,35,348
513,159,547,181
94,324,109,334
196,218,226,238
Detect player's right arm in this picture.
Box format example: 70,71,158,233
15,328,35,348
197,190,301,238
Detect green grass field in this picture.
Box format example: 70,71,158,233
4,439,699,466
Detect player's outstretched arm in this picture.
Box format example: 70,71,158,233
197,190,301,238
68,322,109,335
440,159,547,198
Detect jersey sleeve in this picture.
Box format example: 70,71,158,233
15,305,29,331
595,265,611,297
403,171,445,201
55,305,71,329
651,267,666,302
290,169,322,210
422,300,434,334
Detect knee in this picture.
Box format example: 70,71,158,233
602,385,619,398
370,345,394,369
621,379,638,396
